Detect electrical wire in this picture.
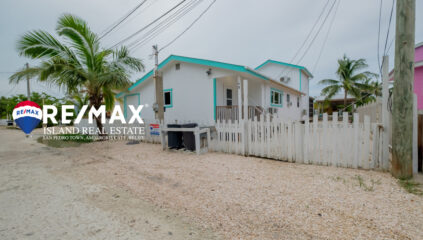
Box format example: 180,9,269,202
276,0,337,80
377,0,383,76
128,0,202,51
289,0,330,64
312,0,340,73
295,0,337,65
110,0,187,48
382,0,395,57
99,0,147,40
160,0,216,51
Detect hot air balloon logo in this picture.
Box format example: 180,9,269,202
12,101,43,135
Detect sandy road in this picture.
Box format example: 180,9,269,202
1,126,423,239
0,128,216,240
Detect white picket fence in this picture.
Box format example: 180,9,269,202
210,112,387,170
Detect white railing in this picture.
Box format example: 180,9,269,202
211,112,387,170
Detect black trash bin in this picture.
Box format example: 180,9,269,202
181,123,198,151
167,124,182,149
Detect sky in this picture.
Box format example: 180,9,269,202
0,0,422,98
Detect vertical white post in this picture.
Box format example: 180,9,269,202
342,112,349,167
381,55,390,170
353,113,359,168
363,115,371,169
237,76,242,123
413,94,418,175
243,79,249,155
332,112,338,166
195,126,200,155
304,118,309,164
323,113,328,165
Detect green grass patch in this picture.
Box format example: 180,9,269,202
399,179,423,196
354,175,380,192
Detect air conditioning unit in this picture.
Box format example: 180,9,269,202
280,76,291,83
279,77,291,83
268,107,278,114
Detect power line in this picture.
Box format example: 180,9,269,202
99,0,147,40
382,0,395,57
312,0,340,73
110,0,187,48
160,0,217,51
128,0,202,51
289,0,330,64
377,0,383,76
276,0,337,79
295,0,337,65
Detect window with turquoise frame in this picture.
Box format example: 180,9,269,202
163,89,173,108
270,88,282,107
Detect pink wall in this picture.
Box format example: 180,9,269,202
416,66,423,110
415,44,423,109
415,44,423,62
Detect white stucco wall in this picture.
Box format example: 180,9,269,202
126,61,236,124
257,62,311,120
256,63,301,91
120,60,310,124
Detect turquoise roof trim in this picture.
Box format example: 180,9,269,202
116,55,270,97
255,59,313,78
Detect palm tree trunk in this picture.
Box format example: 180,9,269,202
89,95,106,137
344,90,348,107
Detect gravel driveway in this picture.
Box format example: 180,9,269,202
1,127,422,239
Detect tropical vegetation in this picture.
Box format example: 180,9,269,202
9,14,144,133
319,55,380,110
0,92,73,126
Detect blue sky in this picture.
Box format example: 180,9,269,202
1,0,422,98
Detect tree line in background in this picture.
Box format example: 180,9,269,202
317,55,382,113
0,92,89,126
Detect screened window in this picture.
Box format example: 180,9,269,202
271,89,282,107
226,89,233,106
297,96,300,108
287,94,290,105
175,63,180,70
164,89,172,108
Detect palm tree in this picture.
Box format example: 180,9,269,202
9,14,144,134
71,91,90,115
319,55,377,107
355,78,382,105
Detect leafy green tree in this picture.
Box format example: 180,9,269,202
319,55,377,107
355,78,382,105
9,14,144,133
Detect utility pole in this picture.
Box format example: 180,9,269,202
381,55,390,170
153,45,164,121
392,0,415,178
26,63,30,100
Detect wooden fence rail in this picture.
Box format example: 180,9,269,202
211,112,386,170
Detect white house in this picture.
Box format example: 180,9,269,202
116,55,313,123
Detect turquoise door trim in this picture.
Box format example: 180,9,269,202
123,93,140,119
270,88,283,108
163,88,173,108
213,78,216,120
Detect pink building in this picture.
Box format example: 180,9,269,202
390,42,423,110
